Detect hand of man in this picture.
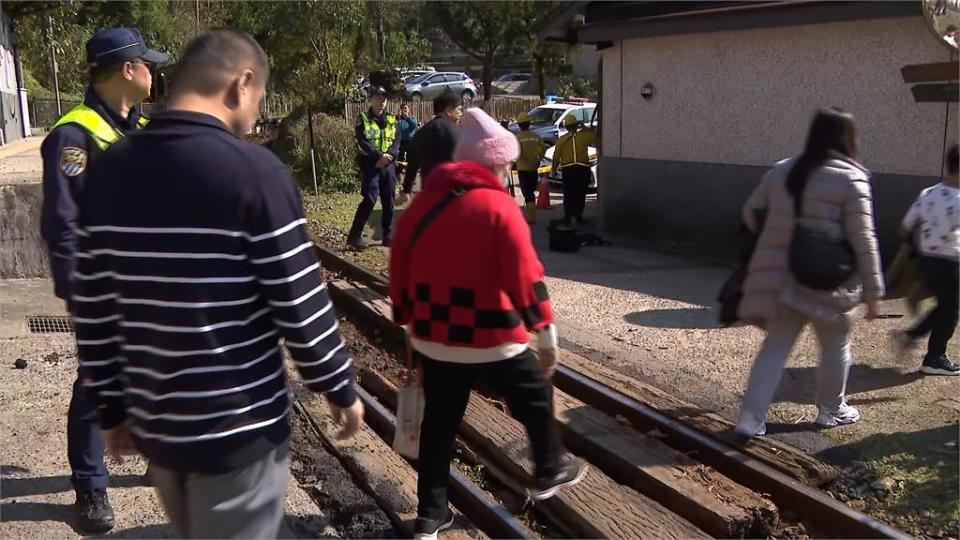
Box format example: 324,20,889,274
865,299,880,321
328,396,365,441
396,192,411,206
375,156,389,169
539,347,558,379
102,420,137,459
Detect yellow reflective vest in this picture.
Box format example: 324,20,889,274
554,128,598,169
359,111,398,154
52,103,148,151
516,129,547,172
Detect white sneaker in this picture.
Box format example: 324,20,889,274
734,423,766,438
734,412,767,438
815,404,860,428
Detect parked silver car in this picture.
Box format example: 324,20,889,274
404,72,477,101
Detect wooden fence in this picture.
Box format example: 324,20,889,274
344,97,543,126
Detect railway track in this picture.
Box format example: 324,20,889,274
298,242,908,539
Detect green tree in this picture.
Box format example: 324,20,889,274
8,0,201,97
227,0,430,111
429,1,537,100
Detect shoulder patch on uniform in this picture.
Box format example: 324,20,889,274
59,146,88,177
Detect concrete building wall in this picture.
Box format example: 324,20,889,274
0,184,49,279
598,15,958,260
0,8,24,145
570,44,601,81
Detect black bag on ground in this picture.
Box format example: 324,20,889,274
788,184,855,290
548,222,583,252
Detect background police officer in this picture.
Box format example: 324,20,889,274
39,27,166,534
515,111,547,224
552,115,598,227
348,85,400,249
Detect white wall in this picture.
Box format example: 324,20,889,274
601,42,622,157
0,11,16,94
602,16,957,177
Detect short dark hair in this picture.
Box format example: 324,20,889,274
171,29,269,97
89,63,124,85
948,143,959,176
433,91,461,116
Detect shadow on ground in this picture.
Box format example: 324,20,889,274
534,198,731,306
624,307,720,329
0,472,153,535
773,365,923,406
0,472,148,500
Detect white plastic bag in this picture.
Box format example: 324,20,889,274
393,381,424,459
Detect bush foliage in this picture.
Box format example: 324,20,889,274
274,109,358,194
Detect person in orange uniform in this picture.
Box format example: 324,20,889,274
552,115,598,226
514,112,547,223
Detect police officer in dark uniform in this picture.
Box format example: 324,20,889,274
39,27,166,534
347,85,400,249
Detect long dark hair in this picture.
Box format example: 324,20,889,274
787,108,859,208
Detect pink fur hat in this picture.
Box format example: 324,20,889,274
453,108,520,169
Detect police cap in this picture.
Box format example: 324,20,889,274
87,27,168,68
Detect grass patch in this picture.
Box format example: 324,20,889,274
303,191,389,275
826,424,958,537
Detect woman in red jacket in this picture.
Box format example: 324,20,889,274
390,108,587,539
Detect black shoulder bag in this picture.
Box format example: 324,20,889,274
788,183,856,290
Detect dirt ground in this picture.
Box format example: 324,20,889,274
0,140,43,186
0,279,384,539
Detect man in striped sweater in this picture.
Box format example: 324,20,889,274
72,30,363,538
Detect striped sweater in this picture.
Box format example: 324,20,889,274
73,110,355,473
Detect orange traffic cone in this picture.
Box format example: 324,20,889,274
536,176,552,209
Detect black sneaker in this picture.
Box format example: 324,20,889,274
921,355,960,376
347,236,368,250
413,508,455,540
530,457,589,501
75,489,115,534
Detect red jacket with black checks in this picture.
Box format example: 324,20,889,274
389,161,554,350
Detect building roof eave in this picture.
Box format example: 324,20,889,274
536,1,590,43
544,0,920,46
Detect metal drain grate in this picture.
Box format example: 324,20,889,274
26,315,74,334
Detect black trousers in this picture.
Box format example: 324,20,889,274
397,141,413,176
561,165,590,220
518,171,539,204
416,349,563,521
908,256,959,359
348,163,396,241
68,376,109,491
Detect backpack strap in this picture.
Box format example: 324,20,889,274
409,187,473,252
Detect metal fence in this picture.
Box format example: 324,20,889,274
344,97,543,126
28,98,166,130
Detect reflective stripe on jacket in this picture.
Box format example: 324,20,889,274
359,111,398,154
52,104,148,151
